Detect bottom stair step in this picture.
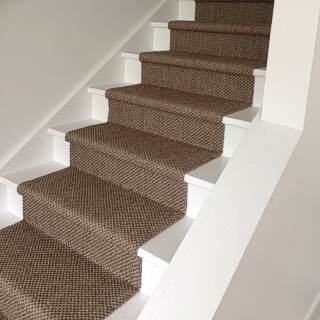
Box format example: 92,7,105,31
17,166,184,288
0,221,137,319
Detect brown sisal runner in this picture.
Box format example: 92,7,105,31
0,0,274,317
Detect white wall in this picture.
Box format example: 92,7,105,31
262,0,320,130
214,20,320,318
0,0,165,168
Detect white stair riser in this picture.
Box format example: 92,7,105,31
179,0,195,20
124,58,141,84
253,74,266,108
223,125,247,158
153,27,170,51
186,184,211,219
141,260,166,297
92,94,109,122
53,136,70,167
7,187,23,219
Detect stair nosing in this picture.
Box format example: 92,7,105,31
168,20,271,36
0,161,67,191
140,51,267,76
138,216,193,269
0,211,22,230
107,83,250,124
184,156,229,190
48,119,104,139
151,22,168,28
88,83,133,96
121,52,140,60
223,106,259,129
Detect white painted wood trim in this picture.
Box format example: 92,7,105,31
0,162,67,192
88,82,133,96
185,156,229,191
223,107,259,129
253,67,266,77
122,52,140,60
138,110,302,320
138,217,193,269
304,292,320,320
151,22,168,28
0,211,22,230
179,0,195,21
48,119,103,139
185,184,211,219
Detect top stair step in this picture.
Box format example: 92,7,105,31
195,0,274,24
196,0,274,2
169,21,271,36
168,21,271,60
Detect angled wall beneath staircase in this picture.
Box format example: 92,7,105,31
0,0,166,169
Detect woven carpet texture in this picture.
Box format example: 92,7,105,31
0,0,273,318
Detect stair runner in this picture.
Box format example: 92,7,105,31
0,0,274,318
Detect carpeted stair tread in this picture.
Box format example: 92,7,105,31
168,21,271,36
0,221,137,319
18,167,185,252
195,0,274,3
169,21,270,60
140,51,266,76
107,83,250,123
66,123,218,181
195,1,274,25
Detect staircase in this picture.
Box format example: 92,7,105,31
0,0,273,318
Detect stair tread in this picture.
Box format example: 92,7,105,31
88,82,133,95
138,216,193,269
0,211,21,230
196,0,274,2
169,20,271,35
223,106,259,129
0,221,137,319
185,155,229,190
49,119,103,138
140,50,266,76
107,84,250,123
66,123,218,180
0,161,67,191
18,167,185,250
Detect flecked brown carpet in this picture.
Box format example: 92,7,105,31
0,0,273,318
